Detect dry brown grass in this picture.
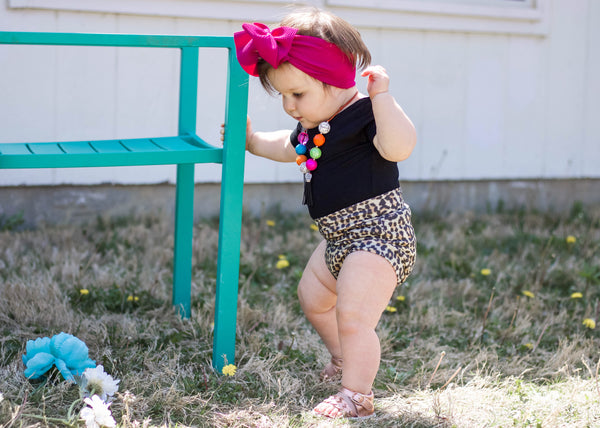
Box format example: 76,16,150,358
1,205,599,427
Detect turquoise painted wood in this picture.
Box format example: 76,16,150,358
0,31,249,371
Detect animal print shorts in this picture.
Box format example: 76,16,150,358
314,187,417,286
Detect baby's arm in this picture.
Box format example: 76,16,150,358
223,117,296,162
248,127,297,162
361,66,416,162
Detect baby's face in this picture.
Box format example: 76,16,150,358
267,63,345,130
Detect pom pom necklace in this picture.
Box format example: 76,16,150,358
296,91,358,206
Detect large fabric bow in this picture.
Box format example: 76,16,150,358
234,23,296,76
234,22,356,89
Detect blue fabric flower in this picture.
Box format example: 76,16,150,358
22,333,96,381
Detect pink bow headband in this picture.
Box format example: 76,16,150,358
234,22,356,89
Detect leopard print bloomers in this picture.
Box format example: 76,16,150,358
314,187,416,286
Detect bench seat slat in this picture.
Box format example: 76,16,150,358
122,138,165,152
0,135,223,168
60,142,96,154
152,136,201,151
0,143,31,155
28,143,64,155
91,140,130,153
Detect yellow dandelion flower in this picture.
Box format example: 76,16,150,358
480,268,492,276
570,292,583,299
522,290,535,298
79,289,90,295
524,343,534,350
222,364,237,376
266,220,275,227
276,259,290,269
385,306,397,313
396,295,406,302
566,235,577,244
278,254,287,259
127,295,134,302
583,318,596,329
134,296,140,302
310,224,319,231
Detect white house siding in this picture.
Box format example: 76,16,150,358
0,0,598,189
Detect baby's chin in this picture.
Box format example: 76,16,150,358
297,118,320,130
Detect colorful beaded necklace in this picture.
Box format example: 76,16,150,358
295,91,359,205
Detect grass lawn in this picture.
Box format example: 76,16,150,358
0,202,599,427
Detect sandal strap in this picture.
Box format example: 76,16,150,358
339,387,375,416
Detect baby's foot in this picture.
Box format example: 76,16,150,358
319,356,342,381
313,387,375,419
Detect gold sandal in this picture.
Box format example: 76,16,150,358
313,387,375,419
319,356,343,381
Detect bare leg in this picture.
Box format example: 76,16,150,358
336,251,396,393
297,240,341,361
314,251,396,417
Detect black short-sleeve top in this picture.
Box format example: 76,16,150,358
290,97,400,219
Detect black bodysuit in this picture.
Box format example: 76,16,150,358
290,97,400,219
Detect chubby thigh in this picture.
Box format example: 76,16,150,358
336,250,398,329
297,240,338,313
296,241,398,330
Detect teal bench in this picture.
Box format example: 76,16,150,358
0,31,249,371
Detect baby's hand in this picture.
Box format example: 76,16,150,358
361,65,390,99
220,116,254,151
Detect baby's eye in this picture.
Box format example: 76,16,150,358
293,93,303,98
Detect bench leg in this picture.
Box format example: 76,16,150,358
212,165,244,371
173,163,194,318
210,46,248,371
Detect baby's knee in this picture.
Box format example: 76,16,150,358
297,277,336,314
336,306,366,336
297,279,309,306
297,275,315,301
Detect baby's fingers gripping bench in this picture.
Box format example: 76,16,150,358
0,31,249,370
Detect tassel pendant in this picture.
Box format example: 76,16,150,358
303,172,313,206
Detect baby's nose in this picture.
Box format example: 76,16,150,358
283,98,295,113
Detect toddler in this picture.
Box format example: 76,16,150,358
234,8,417,419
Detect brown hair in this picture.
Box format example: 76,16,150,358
257,8,371,93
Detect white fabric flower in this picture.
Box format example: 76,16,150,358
80,365,120,401
80,395,116,428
